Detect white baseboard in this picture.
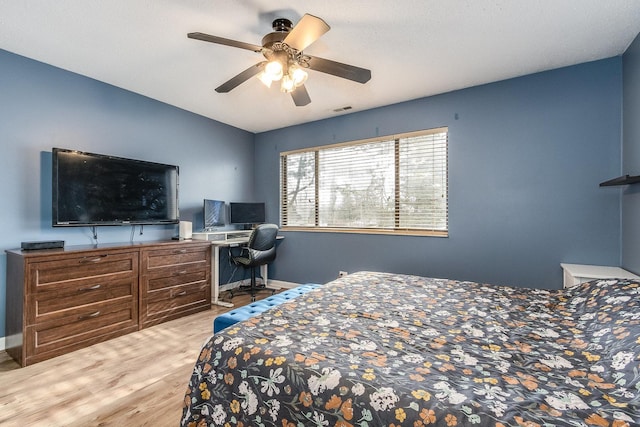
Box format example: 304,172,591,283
0,336,5,352
268,280,298,289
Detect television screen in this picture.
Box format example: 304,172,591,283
52,148,179,226
229,202,266,225
204,199,225,229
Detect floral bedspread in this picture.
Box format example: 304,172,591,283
181,271,640,426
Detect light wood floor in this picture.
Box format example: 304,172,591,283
0,292,262,427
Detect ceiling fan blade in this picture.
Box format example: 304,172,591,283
215,62,266,93
188,32,262,52
306,55,371,84
283,14,330,51
291,85,311,106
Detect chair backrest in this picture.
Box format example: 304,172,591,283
248,223,279,251
244,224,278,266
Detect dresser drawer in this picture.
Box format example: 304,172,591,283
25,299,138,365
145,265,208,291
141,281,209,327
28,251,138,291
146,281,209,306
33,274,136,321
143,245,209,270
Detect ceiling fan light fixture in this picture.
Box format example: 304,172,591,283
257,71,273,88
264,60,283,81
280,74,295,93
290,66,308,87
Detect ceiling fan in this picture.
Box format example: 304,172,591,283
187,14,371,106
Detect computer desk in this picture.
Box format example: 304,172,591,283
209,235,284,308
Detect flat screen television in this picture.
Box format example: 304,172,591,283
229,202,265,226
203,199,225,230
52,148,179,227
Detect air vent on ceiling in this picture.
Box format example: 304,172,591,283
333,106,353,112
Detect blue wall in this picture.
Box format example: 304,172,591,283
0,49,255,338
622,33,640,274
255,58,623,289
0,48,629,341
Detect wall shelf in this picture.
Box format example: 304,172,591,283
599,174,640,186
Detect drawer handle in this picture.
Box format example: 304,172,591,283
174,249,188,254
79,255,107,264
173,290,187,297
178,270,188,275
79,311,101,320
81,284,102,291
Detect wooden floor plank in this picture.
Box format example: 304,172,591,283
0,292,262,427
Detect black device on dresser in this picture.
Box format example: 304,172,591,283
21,240,65,250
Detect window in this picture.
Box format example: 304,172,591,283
280,127,448,236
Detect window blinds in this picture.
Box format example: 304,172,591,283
281,127,448,235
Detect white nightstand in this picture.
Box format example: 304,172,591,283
560,263,640,289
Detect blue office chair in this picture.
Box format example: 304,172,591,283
229,223,279,301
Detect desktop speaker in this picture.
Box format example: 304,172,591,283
179,221,192,240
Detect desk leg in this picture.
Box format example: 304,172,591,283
261,264,268,288
262,264,281,291
212,244,234,308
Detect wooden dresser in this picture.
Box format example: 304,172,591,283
140,244,211,328
5,240,211,366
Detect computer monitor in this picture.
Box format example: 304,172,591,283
203,199,225,230
229,202,265,228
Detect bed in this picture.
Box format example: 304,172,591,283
181,271,640,426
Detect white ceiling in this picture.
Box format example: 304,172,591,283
1,1,640,133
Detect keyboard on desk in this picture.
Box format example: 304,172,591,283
192,230,252,242
226,232,251,239
224,237,248,246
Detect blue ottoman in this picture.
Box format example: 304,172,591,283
213,284,321,333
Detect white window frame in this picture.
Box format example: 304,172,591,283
280,127,448,237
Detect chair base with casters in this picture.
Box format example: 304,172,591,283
229,223,279,302
228,271,276,301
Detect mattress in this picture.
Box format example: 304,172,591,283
181,271,640,426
